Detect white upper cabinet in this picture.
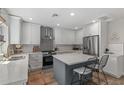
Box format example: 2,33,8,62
75,29,84,44
21,22,40,44
31,24,40,44
10,16,22,44
84,22,99,36
75,22,99,45
63,30,75,44
54,28,75,44
54,28,61,44
21,22,31,44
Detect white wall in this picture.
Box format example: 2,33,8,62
99,21,108,56
108,19,124,44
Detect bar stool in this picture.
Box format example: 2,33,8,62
94,55,109,84
71,57,97,85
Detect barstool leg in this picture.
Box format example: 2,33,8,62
96,70,100,84
80,74,83,85
102,70,108,85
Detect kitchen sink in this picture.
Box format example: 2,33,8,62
9,56,25,61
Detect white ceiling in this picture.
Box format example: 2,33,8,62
8,8,124,30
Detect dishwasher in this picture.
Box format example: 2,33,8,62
29,53,43,71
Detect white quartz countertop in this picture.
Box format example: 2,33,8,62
53,53,95,65
13,52,42,55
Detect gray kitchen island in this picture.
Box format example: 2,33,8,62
53,53,95,85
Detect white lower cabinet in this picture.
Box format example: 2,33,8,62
0,64,8,84
0,54,29,85
104,55,124,78
21,22,40,44
8,58,28,84
29,53,43,70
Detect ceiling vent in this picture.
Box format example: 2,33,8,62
52,13,59,17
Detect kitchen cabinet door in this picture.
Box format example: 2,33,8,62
21,22,32,44
84,22,99,36
62,30,75,44
0,64,9,84
31,24,40,44
75,29,84,44
55,28,75,44
29,53,43,70
10,16,22,44
54,28,62,44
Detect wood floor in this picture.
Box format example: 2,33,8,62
28,68,58,85
28,68,124,85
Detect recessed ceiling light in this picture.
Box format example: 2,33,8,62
92,20,96,23
57,24,60,26
74,27,78,29
70,12,75,16
29,18,32,20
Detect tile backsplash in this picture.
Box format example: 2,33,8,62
10,44,82,53
55,44,82,51
22,44,40,53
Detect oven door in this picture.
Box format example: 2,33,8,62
43,56,53,66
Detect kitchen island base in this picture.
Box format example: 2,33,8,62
53,58,93,85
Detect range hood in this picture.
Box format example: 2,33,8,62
0,16,5,25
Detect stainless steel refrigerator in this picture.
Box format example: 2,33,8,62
83,35,99,56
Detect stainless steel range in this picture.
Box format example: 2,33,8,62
42,51,56,68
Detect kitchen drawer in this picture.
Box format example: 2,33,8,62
30,59,42,63
30,54,42,57
29,53,43,70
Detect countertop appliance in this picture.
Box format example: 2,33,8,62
83,35,99,56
